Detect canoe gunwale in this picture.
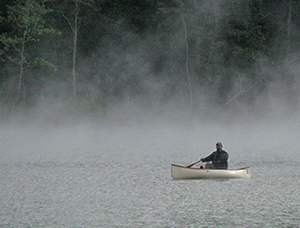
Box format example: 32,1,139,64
172,164,250,171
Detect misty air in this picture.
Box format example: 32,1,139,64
0,0,300,227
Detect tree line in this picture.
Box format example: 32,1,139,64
0,0,299,120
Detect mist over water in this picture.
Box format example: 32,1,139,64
1,0,300,226
1,112,300,165
1,113,300,227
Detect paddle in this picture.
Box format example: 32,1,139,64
186,160,201,168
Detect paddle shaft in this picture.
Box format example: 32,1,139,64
186,160,201,168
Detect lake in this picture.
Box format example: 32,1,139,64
1,120,300,227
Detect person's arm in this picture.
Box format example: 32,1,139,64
219,151,229,162
200,152,215,162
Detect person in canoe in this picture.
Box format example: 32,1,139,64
200,142,229,169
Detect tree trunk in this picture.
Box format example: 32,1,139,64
72,6,78,97
180,13,193,111
12,37,26,112
287,0,292,55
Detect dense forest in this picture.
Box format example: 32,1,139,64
0,0,300,121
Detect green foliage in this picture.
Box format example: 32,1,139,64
222,0,272,67
0,0,300,115
0,0,58,68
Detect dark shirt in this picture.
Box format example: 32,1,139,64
202,149,229,169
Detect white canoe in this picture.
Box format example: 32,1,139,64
171,164,251,180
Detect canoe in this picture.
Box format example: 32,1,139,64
171,164,251,180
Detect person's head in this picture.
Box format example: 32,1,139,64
216,142,223,150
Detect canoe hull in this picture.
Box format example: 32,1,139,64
171,164,251,180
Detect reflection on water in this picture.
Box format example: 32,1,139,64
0,124,300,227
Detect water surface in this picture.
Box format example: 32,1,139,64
1,122,299,227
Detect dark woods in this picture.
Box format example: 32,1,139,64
0,0,299,120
